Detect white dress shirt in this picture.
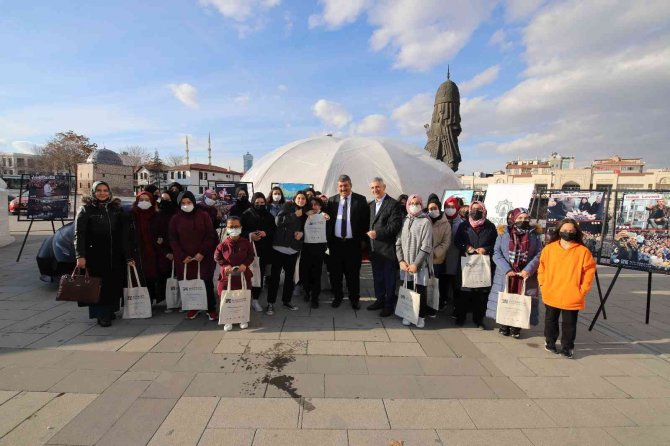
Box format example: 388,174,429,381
374,194,387,216
335,193,353,239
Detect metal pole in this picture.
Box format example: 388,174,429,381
645,271,652,324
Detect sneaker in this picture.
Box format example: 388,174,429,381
185,310,200,320
416,317,425,328
499,326,511,336
266,304,275,315
239,322,248,329
283,302,299,311
475,321,487,330
511,328,521,339
251,300,263,313
402,318,411,326
223,324,233,331
544,343,558,354
427,309,437,318
207,310,218,321
560,348,574,359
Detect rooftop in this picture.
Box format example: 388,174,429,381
167,163,243,175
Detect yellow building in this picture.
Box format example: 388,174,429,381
76,148,134,197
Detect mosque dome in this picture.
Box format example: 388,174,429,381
86,148,123,165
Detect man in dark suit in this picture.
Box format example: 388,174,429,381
326,174,370,309
366,177,403,316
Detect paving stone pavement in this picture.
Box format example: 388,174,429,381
0,229,668,445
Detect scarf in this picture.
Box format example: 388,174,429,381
468,201,487,230
507,207,530,272
132,192,157,278
444,197,461,220
406,194,425,217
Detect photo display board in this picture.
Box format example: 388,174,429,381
271,182,314,201
442,189,475,206
212,182,254,226
603,191,670,274
20,174,74,221
545,190,609,256
483,184,534,227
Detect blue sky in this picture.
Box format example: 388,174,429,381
1,0,668,173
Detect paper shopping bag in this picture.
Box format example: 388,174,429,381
427,276,440,310
165,261,181,309
495,277,531,329
395,275,420,325
250,242,261,288
461,254,492,288
218,275,251,325
123,265,152,319
179,262,208,311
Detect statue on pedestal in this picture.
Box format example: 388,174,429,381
424,67,462,172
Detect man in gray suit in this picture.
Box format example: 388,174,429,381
366,177,403,316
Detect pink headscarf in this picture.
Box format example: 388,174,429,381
468,200,487,228
406,194,424,217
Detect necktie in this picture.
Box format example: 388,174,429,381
341,197,348,239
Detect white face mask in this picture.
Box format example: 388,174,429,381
428,209,440,218
272,194,282,202
227,228,242,237
137,201,152,210
181,204,194,213
409,204,422,215
445,208,457,217
204,197,215,206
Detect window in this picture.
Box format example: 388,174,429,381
177,172,181,179
102,173,106,178
199,172,203,180
170,172,174,179
79,182,82,188
200,186,204,194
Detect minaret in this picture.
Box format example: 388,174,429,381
185,135,190,164
208,133,212,165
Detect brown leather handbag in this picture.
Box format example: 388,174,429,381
56,268,102,304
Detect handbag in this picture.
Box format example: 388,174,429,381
495,276,532,329
427,276,440,310
250,242,262,288
461,254,492,288
165,261,181,310
56,268,101,304
395,275,420,325
218,273,252,325
123,265,152,319
179,262,209,311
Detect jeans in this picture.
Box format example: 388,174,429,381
544,304,579,350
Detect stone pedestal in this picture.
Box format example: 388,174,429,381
0,179,16,247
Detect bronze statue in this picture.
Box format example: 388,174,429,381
424,67,462,172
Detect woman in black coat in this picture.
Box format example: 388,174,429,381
454,200,497,329
74,181,131,327
241,192,277,312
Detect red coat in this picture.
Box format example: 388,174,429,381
214,236,254,294
169,209,218,281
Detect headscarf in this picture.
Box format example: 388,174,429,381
426,193,442,223
406,194,424,217
508,207,531,272
179,191,198,213
444,196,461,220
201,188,217,205
90,181,112,206
159,188,177,215
167,182,184,203
132,192,157,275
250,192,268,214
468,201,487,229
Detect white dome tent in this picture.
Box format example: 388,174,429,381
242,136,463,201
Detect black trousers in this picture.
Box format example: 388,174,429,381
251,254,270,301
406,282,428,318
442,273,461,307
454,288,488,324
544,304,579,350
328,239,362,304
267,251,299,304
300,243,327,302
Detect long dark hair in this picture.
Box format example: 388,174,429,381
269,186,285,204
548,218,585,244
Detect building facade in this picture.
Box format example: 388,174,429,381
166,163,243,194
76,148,134,197
0,152,39,176
134,165,169,194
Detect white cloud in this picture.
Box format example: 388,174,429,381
199,0,281,37
312,99,352,129
460,65,501,94
310,0,497,71
11,141,36,154
489,29,513,51
504,0,545,22
390,93,433,136
168,83,199,108
278,84,288,92
234,94,250,106
352,114,388,135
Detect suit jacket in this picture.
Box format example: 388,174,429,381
368,195,403,262
326,192,370,243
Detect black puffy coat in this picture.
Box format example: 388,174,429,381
241,206,277,259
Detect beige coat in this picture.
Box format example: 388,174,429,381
431,213,452,265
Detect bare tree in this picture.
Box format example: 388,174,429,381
166,154,185,167
121,145,151,169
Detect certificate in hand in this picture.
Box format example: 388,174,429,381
304,213,327,244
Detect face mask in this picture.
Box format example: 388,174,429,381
409,204,422,214
238,195,248,202
515,221,530,230
227,228,242,237
428,210,440,218
471,210,484,220
445,208,457,217
254,204,266,211
137,201,152,210
272,194,282,202
560,231,577,242
181,204,194,213
159,200,173,210
204,197,215,206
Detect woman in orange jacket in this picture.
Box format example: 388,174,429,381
538,218,596,358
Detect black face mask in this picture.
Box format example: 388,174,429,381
471,210,484,220
238,196,248,203
560,231,578,242
159,200,175,211
254,204,266,211
514,221,530,230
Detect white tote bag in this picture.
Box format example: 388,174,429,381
395,275,420,325
496,278,532,329
250,243,262,288
427,276,440,310
218,274,251,325
179,262,209,311
461,254,492,289
165,261,181,310
123,265,152,319
293,252,301,284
